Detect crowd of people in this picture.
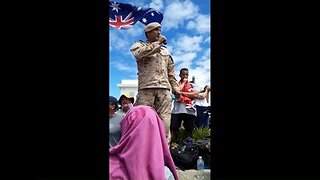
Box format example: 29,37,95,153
109,22,211,180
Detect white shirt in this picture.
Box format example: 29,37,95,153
194,98,209,107
193,84,210,107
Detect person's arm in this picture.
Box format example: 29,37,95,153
130,36,167,60
178,78,187,90
195,89,209,99
182,85,211,99
180,90,199,99
193,85,211,99
130,41,162,59
168,56,181,95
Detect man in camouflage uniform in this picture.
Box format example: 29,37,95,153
130,22,181,143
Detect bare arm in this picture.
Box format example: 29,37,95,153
196,90,209,99
182,85,211,99
194,85,211,99
181,90,199,99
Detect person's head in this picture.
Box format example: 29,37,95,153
118,93,135,113
109,96,119,116
144,22,161,43
179,68,189,80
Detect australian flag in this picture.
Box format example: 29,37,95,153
109,1,163,30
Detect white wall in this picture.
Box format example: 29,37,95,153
117,80,138,99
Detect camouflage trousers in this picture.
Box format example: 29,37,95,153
134,88,172,144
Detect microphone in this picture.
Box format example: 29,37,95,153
163,40,167,45
159,35,167,45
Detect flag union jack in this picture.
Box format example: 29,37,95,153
109,12,134,29
109,1,163,30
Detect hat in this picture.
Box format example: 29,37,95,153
109,96,118,105
144,22,161,33
118,93,135,104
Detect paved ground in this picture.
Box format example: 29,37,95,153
177,169,211,180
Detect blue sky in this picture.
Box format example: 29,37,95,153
109,0,211,98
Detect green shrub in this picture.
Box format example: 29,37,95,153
192,127,211,141
171,127,211,145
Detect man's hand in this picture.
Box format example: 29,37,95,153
182,78,188,83
158,35,167,45
206,85,211,92
173,89,181,99
175,89,181,95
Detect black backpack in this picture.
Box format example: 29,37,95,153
170,137,199,170
195,137,211,168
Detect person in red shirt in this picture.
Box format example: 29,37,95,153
177,68,194,107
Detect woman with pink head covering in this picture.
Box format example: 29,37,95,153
109,105,179,180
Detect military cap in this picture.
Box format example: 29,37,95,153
144,22,161,33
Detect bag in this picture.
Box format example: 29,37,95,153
170,137,199,170
195,136,211,168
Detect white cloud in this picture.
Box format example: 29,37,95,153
170,34,203,52
126,24,145,37
186,21,196,29
162,0,199,30
195,48,210,67
168,34,208,84
186,14,210,34
173,47,211,89
204,36,210,44
189,66,211,89
109,30,131,52
149,0,164,10
192,48,211,88
110,61,137,72
109,24,145,53
121,0,148,8
172,52,197,66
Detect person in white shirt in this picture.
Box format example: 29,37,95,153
184,79,211,128
193,85,211,128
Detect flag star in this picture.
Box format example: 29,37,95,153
110,2,120,13
151,12,154,16
142,18,147,23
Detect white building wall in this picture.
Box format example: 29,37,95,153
117,80,138,99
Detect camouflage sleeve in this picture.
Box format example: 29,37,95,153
168,55,180,93
130,41,162,60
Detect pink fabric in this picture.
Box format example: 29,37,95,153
109,105,179,180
